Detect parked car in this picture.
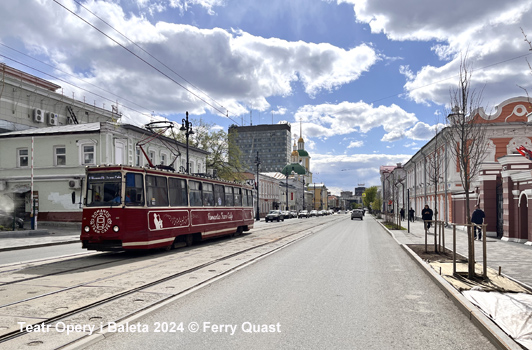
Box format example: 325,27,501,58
309,210,318,217
298,210,309,218
265,210,284,222
289,211,298,218
281,210,291,219
351,209,364,220
0,210,24,229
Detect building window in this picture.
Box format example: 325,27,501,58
149,151,156,165
161,153,167,166
82,145,95,165
54,146,66,166
136,148,142,166
17,148,29,167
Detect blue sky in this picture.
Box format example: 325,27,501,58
1,0,531,194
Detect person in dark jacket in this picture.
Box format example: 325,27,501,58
400,208,405,221
471,204,485,240
408,207,415,222
421,204,433,229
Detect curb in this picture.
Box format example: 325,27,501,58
377,219,522,350
0,239,80,252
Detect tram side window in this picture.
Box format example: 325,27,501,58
234,188,242,206
125,173,144,206
146,175,169,207
214,184,225,206
242,189,249,207
225,186,234,206
169,178,188,206
189,181,203,206
202,183,214,206
247,190,253,207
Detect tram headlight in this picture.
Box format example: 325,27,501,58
113,225,120,232
84,226,90,233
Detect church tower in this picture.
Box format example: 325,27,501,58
295,120,311,183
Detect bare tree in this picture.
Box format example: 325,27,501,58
445,53,489,278
425,118,446,252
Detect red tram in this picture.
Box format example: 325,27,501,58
80,165,255,251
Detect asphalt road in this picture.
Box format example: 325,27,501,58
85,215,496,349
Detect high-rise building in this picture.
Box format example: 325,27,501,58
229,123,291,172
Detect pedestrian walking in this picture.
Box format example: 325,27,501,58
471,204,485,240
400,208,405,221
421,204,433,230
408,207,415,222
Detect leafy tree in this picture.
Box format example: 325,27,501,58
363,186,378,209
371,196,382,213
169,118,245,181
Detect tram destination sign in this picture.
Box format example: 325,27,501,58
88,172,122,181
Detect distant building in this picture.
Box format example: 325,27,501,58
229,124,291,173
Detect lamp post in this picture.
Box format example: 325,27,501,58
302,176,305,211
254,151,261,221
179,111,194,174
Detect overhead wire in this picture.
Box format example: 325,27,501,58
0,53,154,119
70,0,229,121
0,43,152,116
52,0,242,126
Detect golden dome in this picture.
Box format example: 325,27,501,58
298,137,304,143
291,150,299,156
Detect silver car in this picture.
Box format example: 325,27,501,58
351,209,363,220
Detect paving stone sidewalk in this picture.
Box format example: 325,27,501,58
388,217,532,289
0,223,80,252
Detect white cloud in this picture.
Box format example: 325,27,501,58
347,140,364,148
294,101,418,139
338,0,532,108
311,152,411,188
0,1,379,124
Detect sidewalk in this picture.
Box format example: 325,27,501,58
0,222,80,252
389,218,532,289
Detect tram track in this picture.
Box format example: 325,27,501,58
0,216,339,348
0,218,307,288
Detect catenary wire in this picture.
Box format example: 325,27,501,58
52,0,241,126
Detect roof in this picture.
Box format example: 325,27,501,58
0,122,101,137
298,150,309,157
281,162,306,175
0,122,210,155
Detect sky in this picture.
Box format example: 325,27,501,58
1,0,531,195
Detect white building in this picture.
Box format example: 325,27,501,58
0,122,208,222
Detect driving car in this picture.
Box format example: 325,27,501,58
351,209,364,220
289,211,298,218
265,210,284,222
298,210,309,218
309,210,318,217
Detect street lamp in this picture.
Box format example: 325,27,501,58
179,111,194,174
254,151,261,221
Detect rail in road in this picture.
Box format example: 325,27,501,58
0,215,344,349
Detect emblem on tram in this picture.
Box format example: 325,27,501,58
90,209,112,233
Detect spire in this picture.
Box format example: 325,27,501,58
298,119,304,149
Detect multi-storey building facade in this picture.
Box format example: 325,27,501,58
0,122,208,222
229,124,291,173
0,64,116,132
382,96,532,244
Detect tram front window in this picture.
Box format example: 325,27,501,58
86,172,122,207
